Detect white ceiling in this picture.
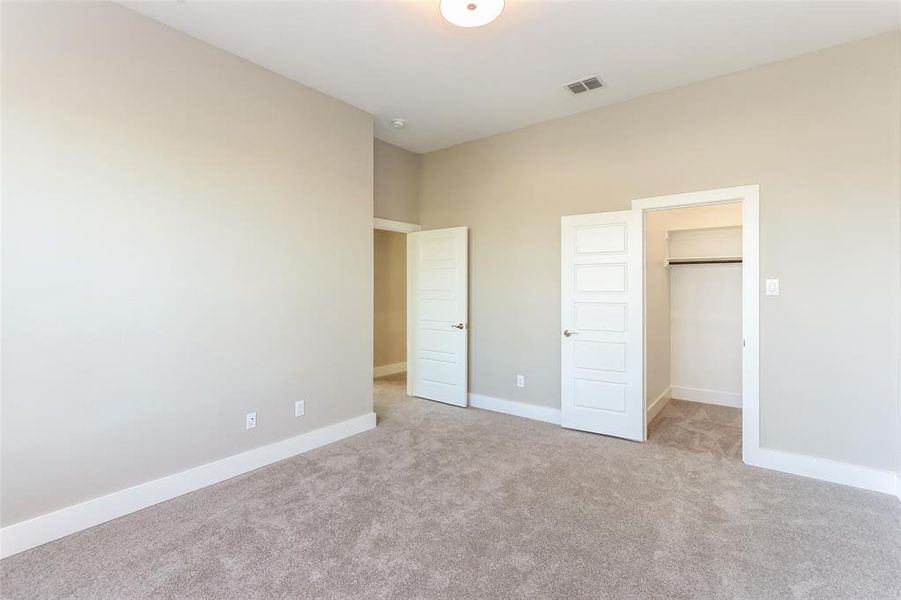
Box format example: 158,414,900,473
124,1,901,153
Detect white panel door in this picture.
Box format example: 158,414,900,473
407,227,468,407
561,211,644,440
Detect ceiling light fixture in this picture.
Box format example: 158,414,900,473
390,118,407,129
440,0,504,28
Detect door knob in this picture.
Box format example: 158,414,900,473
563,329,578,337
452,323,467,330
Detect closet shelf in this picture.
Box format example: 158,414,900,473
666,255,742,266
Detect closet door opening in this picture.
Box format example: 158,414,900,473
643,202,744,459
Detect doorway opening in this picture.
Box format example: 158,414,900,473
371,218,469,410
559,185,759,462
643,202,743,459
633,185,760,464
374,228,408,382
372,218,420,400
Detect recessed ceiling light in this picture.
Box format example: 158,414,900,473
440,0,504,28
390,118,407,129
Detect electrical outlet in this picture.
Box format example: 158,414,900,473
246,412,257,430
516,375,525,388
295,400,305,417
765,278,780,296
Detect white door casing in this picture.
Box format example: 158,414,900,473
407,227,468,407
561,211,644,441
631,184,759,461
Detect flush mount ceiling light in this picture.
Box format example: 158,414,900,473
440,0,504,28
390,118,407,129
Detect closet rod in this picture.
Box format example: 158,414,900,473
668,258,742,265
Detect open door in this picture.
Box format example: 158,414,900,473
407,227,468,407
561,211,644,440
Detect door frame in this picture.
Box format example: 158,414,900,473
631,184,760,463
374,218,421,234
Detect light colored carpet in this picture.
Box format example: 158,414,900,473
2,375,900,599
648,398,743,460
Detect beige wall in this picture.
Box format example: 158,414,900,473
645,203,742,408
1,2,374,525
420,32,901,471
374,230,407,368
374,139,421,224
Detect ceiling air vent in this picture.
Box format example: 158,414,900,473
565,76,604,95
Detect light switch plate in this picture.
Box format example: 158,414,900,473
765,279,780,296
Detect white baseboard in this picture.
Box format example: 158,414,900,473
468,391,898,500
0,411,377,559
469,393,561,425
744,446,899,497
373,362,406,378
670,385,741,408
646,387,672,422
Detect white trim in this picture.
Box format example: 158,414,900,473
744,447,899,496
373,218,421,233
632,184,760,465
0,412,377,559
670,385,742,408
646,386,672,423
741,187,761,463
469,393,561,425
373,361,406,378
631,184,758,211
